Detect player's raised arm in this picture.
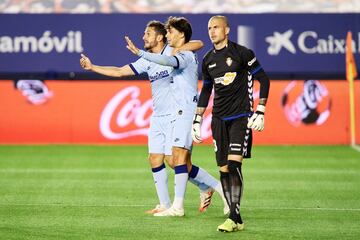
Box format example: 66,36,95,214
172,40,204,55
80,53,135,78
126,36,179,67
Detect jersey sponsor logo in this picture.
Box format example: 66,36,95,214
208,63,217,69
149,70,170,82
214,72,237,86
226,57,233,66
248,57,256,66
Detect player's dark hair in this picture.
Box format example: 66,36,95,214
147,20,167,43
165,16,192,43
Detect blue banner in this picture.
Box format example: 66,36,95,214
0,14,359,77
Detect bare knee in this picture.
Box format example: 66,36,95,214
148,153,165,168
172,147,189,166
164,155,174,169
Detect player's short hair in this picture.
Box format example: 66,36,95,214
209,15,229,27
147,20,167,43
165,16,192,43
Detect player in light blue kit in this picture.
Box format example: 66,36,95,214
126,17,228,216
80,20,228,216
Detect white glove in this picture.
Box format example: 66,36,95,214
247,105,265,131
192,114,203,143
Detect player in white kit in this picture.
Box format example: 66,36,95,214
81,20,228,215
126,17,228,216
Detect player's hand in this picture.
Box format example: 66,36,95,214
192,114,203,143
80,53,92,70
247,105,265,131
125,36,140,55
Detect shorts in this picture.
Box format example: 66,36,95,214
171,109,194,151
211,116,252,167
148,114,173,156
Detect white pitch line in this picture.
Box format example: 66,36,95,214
1,203,360,212
245,206,360,212
0,168,359,175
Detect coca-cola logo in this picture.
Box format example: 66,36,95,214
100,86,152,140
281,80,331,126
100,86,257,141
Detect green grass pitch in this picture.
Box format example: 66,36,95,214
0,145,359,239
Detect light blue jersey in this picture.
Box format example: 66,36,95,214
170,51,199,113
129,45,174,155
138,49,199,150
129,45,174,116
138,50,199,114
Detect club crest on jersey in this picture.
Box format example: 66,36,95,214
214,72,237,86
226,57,233,66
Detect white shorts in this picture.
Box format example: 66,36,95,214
171,110,194,151
148,114,173,156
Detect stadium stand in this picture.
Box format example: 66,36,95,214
0,0,359,13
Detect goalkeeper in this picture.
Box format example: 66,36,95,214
192,15,270,232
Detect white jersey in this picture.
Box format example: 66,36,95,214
170,51,199,113
129,45,174,116
138,48,199,151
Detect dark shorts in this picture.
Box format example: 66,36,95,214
211,116,252,167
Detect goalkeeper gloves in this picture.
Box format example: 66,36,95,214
247,105,265,131
192,114,203,143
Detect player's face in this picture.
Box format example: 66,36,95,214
166,26,182,47
208,18,228,45
143,27,158,50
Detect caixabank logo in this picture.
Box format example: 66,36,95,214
265,29,360,55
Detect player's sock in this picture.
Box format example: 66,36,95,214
152,163,171,208
188,177,209,191
188,164,216,191
173,164,188,209
220,170,231,209
228,160,243,224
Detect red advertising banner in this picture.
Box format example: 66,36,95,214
0,80,359,145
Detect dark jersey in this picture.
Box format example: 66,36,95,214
198,41,269,119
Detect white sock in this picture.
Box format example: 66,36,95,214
188,177,209,191
152,164,171,208
173,164,188,209
190,165,220,192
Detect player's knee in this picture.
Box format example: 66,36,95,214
148,153,165,168
164,155,174,169
172,147,188,165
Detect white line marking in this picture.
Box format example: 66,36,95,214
0,203,359,212
0,168,359,174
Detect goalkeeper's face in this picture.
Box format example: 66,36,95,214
208,18,229,45
143,27,159,51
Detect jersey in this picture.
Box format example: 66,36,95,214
138,49,200,151
199,41,264,120
170,51,199,113
129,45,174,116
